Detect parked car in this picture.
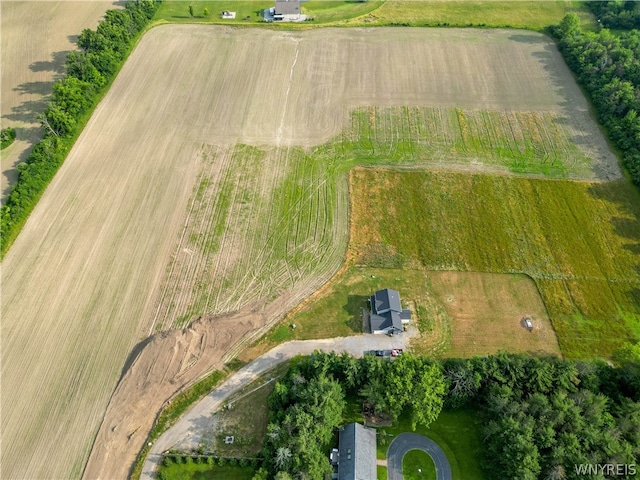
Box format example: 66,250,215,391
373,350,385,357
391,349,403,357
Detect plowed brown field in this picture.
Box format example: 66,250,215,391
1,26,619,480
1,1,115,200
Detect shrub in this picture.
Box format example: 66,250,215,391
1,127,16,149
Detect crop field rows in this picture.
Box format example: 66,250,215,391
151,144,349,331
350,169,640,358
340,106,603,178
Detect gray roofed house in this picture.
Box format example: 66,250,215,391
274,0,300,15
368,288,411,334
338,423,377,480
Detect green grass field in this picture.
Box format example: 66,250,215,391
347,1,594,30
351,169,640,358
154,0,593,30
377,408,487,480
157,462,255,480
403,449,437,480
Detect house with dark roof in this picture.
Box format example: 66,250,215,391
337,423,376,480
369,288,411,334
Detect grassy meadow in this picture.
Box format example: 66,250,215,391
154,0,592,30
349,1,594,30
350,169,640,358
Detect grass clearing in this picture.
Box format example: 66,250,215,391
351,169,640,358
403,449,437,480
254,267,560,358
158,462,255,480
377,408,487,480
196,362,291,456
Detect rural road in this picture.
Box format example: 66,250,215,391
141,328,416,479
387,433,452,480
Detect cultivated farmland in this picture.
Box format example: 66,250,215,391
1,26,621,479
0,0,116,200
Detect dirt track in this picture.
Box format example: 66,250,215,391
1,26,619,480
0,1,115,200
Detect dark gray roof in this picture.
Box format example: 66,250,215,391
274,0,300,15
370,311,403,332
338,423,377,480
372,288,402,315
400,309,412,320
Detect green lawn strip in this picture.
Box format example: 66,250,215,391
158,462,254,480
259,268,428,346
376,408,487,480
351,169,640,358
377,465,388,480
402,449,437,480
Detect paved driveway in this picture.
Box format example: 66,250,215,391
141,327,417,480
387,433,452,480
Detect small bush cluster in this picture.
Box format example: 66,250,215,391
0,0,160,256
1,127,16,149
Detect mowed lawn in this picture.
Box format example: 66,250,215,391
253,267,561,360
350,169,640,359
377,408,487,480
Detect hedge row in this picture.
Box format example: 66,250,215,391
0,0,160,256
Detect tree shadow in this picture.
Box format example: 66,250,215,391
343,295,369,333
28,50,69,75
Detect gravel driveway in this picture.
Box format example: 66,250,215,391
386,433,452,480
141,327,417,479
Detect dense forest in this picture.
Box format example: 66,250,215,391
0,0,160,255
251,351,639,480
552,8,640,185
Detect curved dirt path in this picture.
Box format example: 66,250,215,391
387,433,452,480
141,328,417,480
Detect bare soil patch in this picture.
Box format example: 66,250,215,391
2,26,611,480
0,1,115,200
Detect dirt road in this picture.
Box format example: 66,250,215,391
141,328,417,479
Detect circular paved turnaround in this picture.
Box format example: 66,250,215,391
386,433,452,480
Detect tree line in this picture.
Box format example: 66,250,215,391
0,0,160,256
551,12,640,185
251,351,639,480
